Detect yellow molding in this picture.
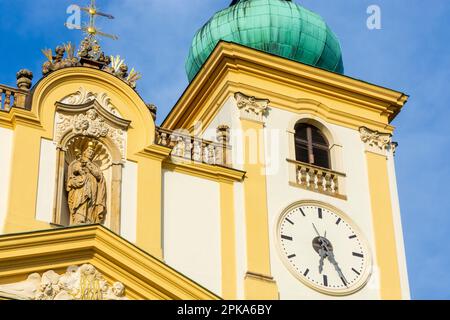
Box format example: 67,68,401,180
219,180,237,299
137,144,172,162
162,42,408,133
181,83,398,137
163,158,246,183
240,118,279,300
0,225,220,300
365,152,402,299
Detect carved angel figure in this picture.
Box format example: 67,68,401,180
66,142,107,225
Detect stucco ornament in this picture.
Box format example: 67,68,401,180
359,127,398,155
55,90,128,161
61,87,121,117
0,264,128,300
234,92,270,122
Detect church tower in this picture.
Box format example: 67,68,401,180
0,0,409,300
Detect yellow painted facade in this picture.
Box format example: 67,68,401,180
365,151,402,299
0,41,409,300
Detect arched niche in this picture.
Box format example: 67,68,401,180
53,94,130,233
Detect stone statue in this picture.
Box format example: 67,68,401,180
66,142,107,225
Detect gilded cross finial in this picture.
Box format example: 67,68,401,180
66,0,119,41
40,0,142,90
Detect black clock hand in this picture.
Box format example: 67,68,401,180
327,251,348,286
312,223,321,237
318,248,326,274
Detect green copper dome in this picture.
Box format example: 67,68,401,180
186,0,344,82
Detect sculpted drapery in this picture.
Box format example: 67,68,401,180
67,142,107,225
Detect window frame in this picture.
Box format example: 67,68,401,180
294,124,331,169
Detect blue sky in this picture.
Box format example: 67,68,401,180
1,0,449,299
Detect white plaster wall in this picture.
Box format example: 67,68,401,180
387,152,411,299
203,96,235,142
120,160,138,243
205,96,248,299
35,139,57,224
163,170,222,295
264,107,381,300
0,127,13,233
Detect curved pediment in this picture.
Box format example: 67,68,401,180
27,67,155,155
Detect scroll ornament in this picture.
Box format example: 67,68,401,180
359,127,398,154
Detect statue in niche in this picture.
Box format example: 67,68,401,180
66,141,107,225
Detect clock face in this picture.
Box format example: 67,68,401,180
276,201,372,296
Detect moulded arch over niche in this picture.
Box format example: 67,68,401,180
287,112,345,173
288,113,341,149
28,67,155,155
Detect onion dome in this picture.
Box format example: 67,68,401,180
186,0,344,82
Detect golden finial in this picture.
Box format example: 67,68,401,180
65,0,118,41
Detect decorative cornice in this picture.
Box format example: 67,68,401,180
359,126,397,156
234,92,270,123
163,158,246,183
163,42,409,130
0,225,220,300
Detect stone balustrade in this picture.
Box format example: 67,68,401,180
0,85,28,111
287,159,346,199
155,127,232,167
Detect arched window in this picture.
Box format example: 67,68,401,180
294,123,331,169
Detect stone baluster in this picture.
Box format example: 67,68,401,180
324,173,332,193
332,175,339,194
160,132,169,147
192,140,202,162
5,90,12,110
207,144,216,165
184,136,193,159
306,169,315,188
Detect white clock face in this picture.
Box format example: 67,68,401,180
276,201,372,296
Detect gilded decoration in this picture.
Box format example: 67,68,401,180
0,264,128,300
39,1,143,89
